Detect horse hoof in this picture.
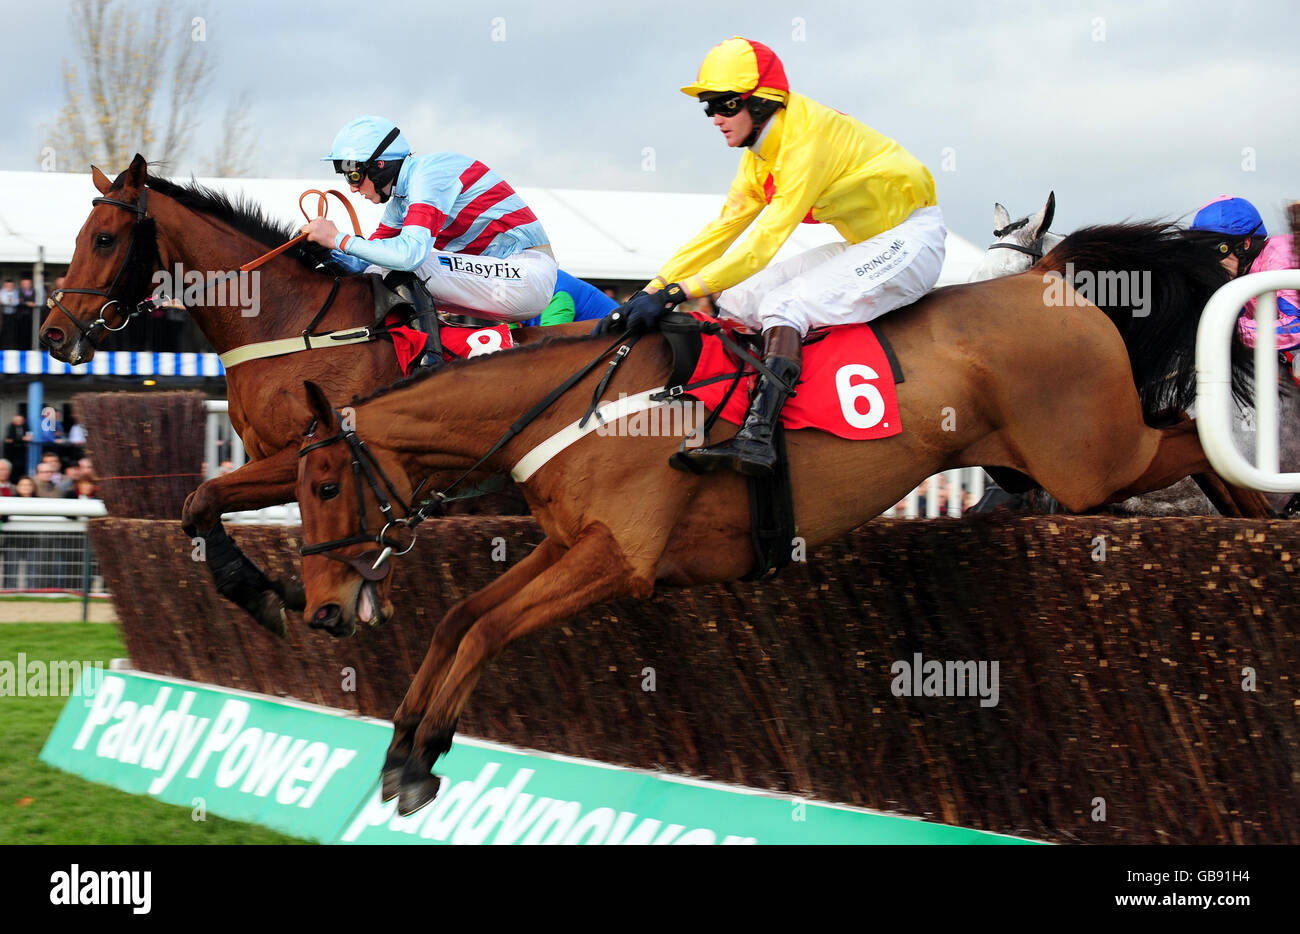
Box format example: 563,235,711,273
275,578,307,611
253,592,288,639
396,774,443,817
381,765,403,802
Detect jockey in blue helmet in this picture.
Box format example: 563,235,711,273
300,115,557,334
1191,196,1300,357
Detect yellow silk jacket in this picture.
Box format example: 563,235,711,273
654,92,937,298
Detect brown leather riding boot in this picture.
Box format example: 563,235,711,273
675,325,802,477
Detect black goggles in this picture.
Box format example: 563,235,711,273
1210,223,1264,257
333,159,368,184
333,126,402,184
702,94,746,118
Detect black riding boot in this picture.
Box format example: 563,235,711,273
385,271,442,371
675,325,802,477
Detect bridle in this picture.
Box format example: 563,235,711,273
297,417,423,580
296,330,654,573
45,189,161,346
987,217,1045,261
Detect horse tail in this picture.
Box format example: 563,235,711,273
1040,222,1251,422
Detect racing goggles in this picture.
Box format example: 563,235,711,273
333,159,369,184
702,93,746,118
334,126,402,184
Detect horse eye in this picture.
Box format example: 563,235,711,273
319,483,340,501
95,233,115,248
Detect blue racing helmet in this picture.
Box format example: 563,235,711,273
323,116,410,203
1190,196,1268,275
322,115,411,163
1191,196,1267,239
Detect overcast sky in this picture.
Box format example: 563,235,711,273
3,0,1297,244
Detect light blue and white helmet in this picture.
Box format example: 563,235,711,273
322,115,411,163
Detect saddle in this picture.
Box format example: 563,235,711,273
653,312,799,582
368,270,428,328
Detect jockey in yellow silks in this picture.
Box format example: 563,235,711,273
607,37,945,476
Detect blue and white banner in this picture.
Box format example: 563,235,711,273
1,350,225,377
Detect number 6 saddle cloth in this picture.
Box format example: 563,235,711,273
685,314,904,441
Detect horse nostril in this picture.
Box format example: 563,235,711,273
314,605,339,622
43,328,65,344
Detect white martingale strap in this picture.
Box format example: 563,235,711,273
511,388,669,483
219,330,374,367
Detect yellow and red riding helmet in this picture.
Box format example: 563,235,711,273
680,36,790,104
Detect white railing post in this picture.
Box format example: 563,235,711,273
1196,270,1300,492
204,400,228,480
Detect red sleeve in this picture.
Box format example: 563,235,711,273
369,223,401,241
402,203,446,233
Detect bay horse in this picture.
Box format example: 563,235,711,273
969,194,1299,516
39,154,571,634
293,222,1266,816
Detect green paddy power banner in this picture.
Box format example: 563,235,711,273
43,671,1039,845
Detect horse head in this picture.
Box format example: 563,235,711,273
42,154,159,364
296,380,410,637
968,191,1061,282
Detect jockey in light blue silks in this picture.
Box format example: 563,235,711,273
301,116,558,340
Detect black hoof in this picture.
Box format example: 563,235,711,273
381,764,403,802
253,591,288,639
274,578,307,611
396,774,443,817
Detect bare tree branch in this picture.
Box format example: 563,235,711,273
206,91,254,177
45,0,250,175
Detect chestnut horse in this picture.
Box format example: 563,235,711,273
39,154,569,634
294,222,1266,815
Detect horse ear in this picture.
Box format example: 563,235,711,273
126,153,148,189
303,381,338,432
1036,191,1056,238
993,203,1011,232
91,166,112,194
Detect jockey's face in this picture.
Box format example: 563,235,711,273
349,164,383,204
1220,254,1240,277
714,107,754,148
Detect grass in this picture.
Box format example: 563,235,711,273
0,622,308,844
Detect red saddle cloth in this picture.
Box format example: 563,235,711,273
685,315,903,441
384,313,514,375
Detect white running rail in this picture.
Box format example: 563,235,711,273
1196,270,1300,493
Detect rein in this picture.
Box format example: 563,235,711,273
987,241,1044,260
298,330,644,571
52,184,385,366
240,189,363,272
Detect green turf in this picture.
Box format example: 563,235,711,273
0,623,308,844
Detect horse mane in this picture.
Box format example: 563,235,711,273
349,333,608,407
113,170,334,272
1040,222,1251,419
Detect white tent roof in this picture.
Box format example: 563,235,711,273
0,170,984,285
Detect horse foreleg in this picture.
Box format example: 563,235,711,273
1100,421,1273,518
383,537,563,801
181,447,302,636
1191,472,1275,518
395,523,637,816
